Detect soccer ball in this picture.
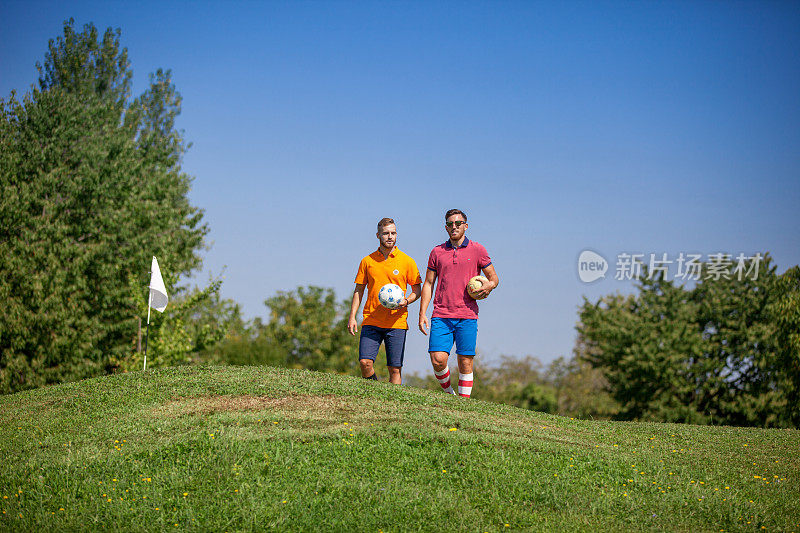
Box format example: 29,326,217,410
467,275,489,300
378,283,404,309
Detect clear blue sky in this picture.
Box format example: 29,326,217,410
3,1,799,375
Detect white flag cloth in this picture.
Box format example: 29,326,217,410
149,256,169,313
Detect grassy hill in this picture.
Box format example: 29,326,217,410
1,366,798,532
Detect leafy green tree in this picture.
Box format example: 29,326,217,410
423,355,557,414
580,272,705,422
260,286,359,375
578,254,799,427
692,256,781,426
548,355,619,420
196,297,287,368
514,382,558,413
769,266,800,427
0,20,207,393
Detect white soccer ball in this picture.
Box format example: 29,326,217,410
378,283,404,309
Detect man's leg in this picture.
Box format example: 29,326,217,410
384,328,407,385
456,354,474,397
430,351,455,394
359,359,377,380
428,317,456,394
454,319,478,398
358,326,381,380
387,366,402,384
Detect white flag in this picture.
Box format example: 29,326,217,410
149,256,169,313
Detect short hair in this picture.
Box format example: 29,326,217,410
445,209,467,222
377,217,395,232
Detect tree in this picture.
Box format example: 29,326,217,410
0,20,208,393
578,254,799,427
548,355,619,420
579,272,705,423
260,286,359,374
768,266,800,427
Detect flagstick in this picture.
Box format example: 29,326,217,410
143,289,152,372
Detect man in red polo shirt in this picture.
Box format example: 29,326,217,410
419,209,499,397
348,218,422,384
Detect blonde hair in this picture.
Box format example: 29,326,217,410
377,218,395,231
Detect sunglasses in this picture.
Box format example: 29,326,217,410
445,221,466,228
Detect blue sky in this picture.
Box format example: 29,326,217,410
2,1,799,375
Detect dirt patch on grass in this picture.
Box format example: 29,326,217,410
154,394,355,418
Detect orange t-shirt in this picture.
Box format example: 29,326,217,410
354,247,422,329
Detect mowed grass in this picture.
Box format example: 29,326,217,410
1,366,798,532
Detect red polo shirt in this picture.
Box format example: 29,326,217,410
427,237,492,319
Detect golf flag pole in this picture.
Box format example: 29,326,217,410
144,256,169,371
144,290,152,371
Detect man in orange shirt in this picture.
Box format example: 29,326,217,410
348,218,422,384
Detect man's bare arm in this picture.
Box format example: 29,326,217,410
398,283,422,307
418,269,437,334
473,264,499,299
348,284,366,335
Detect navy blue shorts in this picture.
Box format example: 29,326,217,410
359,325,407,368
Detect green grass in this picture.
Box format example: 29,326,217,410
1,366,798,532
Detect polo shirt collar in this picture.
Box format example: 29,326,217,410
445,237,470,249
376,246,398,257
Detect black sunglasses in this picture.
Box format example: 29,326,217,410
445,221,466,228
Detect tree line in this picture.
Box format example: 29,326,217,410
2,21,797,428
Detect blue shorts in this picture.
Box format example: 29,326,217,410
359,326,407,368
428,317,477,356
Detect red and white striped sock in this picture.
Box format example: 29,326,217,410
458,372,474,397
434,367,456,395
